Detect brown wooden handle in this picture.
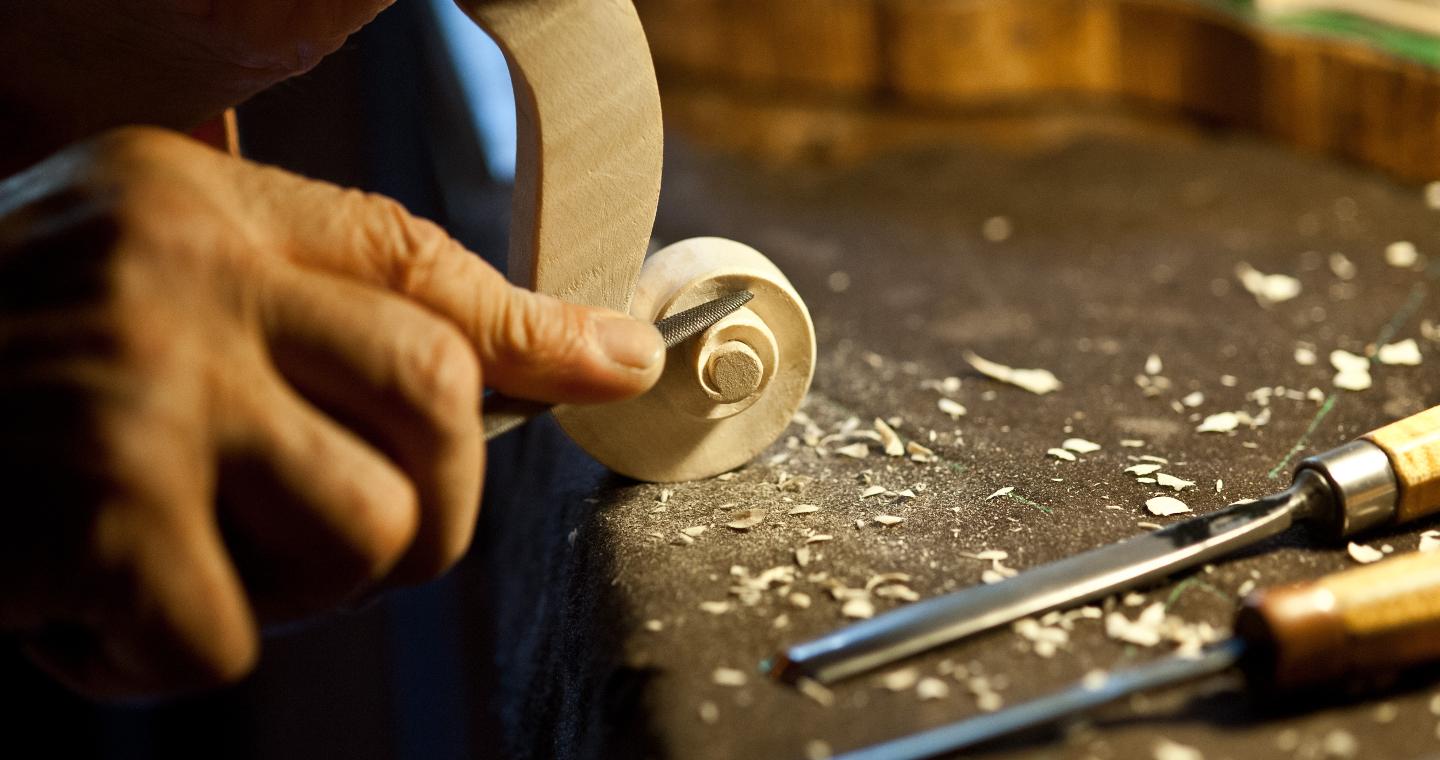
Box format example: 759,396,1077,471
1365,405,1440,523
1236,549,1440,690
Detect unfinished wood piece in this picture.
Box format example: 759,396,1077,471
555,238,816,482
457,0,663,311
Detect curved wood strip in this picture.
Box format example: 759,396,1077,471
458,0,664,311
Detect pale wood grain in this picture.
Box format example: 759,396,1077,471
458,0,664,312
1366,405,1440,523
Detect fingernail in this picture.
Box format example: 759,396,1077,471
592,315,663,370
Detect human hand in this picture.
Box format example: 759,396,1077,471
0,126,662,698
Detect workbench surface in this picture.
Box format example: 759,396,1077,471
474,125,1440,760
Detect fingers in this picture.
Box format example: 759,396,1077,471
231,161,664,403
213,356,421,620
258,264,482,584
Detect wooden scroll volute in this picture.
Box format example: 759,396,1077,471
456,0,664,313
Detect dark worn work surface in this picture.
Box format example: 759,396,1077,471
478,128,1440,760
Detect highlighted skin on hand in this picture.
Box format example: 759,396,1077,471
0,127,662,698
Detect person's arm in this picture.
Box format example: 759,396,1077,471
0,1,397,174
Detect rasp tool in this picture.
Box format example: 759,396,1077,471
482,290,754,440
833,547,1440,759
772,405,1440,684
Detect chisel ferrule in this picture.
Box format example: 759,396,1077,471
1298,440,1399,537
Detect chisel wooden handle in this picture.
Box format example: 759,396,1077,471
1237,549,1440,689
1365,404,1440,523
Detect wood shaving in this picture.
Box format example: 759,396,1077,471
1181,391,1204,407
1347,542,1384,564
671,533,695,546
987,486,1015,500
1153,738,1205,760
804,740,833,760
937,398,967,419
1377,338,1422,366
1295,344,1317,366
794,546,811,567
698,701,720,724
1047,448,1078,462
1329,252,1357,280
841,597,876,619
796,677,835,707
1155,473,1195,492
1420,530,1440,553
1120,439,1146,447
1235,262,1301,306
1062,438,1102,454
874,584,920,602
699,601,733,615
726,508,766,530
916,677,950,701
1146,496,1191,516
1322,729,1358,758
1013,618,1070,658
861,485,888,499
873,514,906,526
789,592,812,609
806,534,834,544
1125,463,1164,476
874,418,905,456
834,442,870,459
964,351,1062,395
1331,349,1373,391
879,667,920,692
644,619,664,632
1196,412,1240,433
712,667,748,687
1145,354,1163,375
682,526,708,537
1386,240,1421,268
982,215,1013,242
906,441,937,463
787,504,820,515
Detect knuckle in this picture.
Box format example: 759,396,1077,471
395,319,480,431
498,294,590,371
341,474,420,582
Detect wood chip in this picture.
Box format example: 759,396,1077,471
964,351,1062,395
698,701,720,724
1386,240,1420,268
1421,530,1440,553
1062,438,1102,454
861,485,888,499
1347,542,1384,564
1329,252,1357,280
916,677,950,701
699,601,733,614
1153,738,1205,760
842,597,876,619
874,418,905,456
712,667,748,687
987,486,1015,500
1180,391,1204,407
1196,412,1239,433
789,592,812,609
796,677,835,707
1125,463,1163,476
1377,338,1422,366
788,504,821,515
1155,473,1195,492
1331,349,1373,391
806,534,834,544
1047,448,1078,462
1145,354,1163,376
937,397,967,419
1145,496,1191,516
873,514,905,526
682,525,708,537
1235,262,1301,306
835,442,870,459
906,440,937,463
879,667,920,692
726,508,766,530
1120,439,1146,447
644,619,664,632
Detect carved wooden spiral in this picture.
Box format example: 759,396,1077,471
556,238,816,482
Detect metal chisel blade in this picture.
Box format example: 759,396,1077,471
483,290,754,440
771,471,1329,685
832,639,1246,760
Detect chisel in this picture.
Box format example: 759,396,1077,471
482,290,754,440
832,547,1440,760
772,404,1440,684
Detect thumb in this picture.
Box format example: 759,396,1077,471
235,157,664,404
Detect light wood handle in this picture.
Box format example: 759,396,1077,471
1365,405,1440,523
1236,549,1440,690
